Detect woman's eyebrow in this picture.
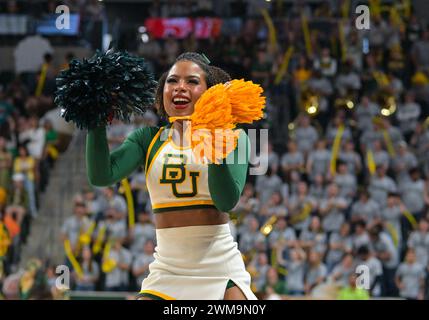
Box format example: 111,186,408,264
167,74,201,79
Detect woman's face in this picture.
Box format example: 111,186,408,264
82,247,91,260
18,147,27,157
163,60,208,117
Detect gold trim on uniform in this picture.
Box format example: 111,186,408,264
152,200,214,209
144,127,164,172
146,139,169,178
139,289,176,300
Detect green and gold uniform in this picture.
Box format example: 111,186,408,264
86,124,250,213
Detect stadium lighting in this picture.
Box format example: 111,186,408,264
141,34,149,43
138,26,147,33
307,106,317,115
381,108,390,116
346,100,354,109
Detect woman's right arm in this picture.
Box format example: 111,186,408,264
86,126,157,187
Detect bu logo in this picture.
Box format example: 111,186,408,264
159,154,200,198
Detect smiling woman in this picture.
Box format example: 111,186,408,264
86,52,264,300
163,60,207,121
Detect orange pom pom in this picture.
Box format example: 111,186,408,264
186,84,239,164
226,79,266,124
190,84,234,130
169,80,265,164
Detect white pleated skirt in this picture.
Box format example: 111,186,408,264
139,223,257,300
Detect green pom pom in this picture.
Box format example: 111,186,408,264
54,50,157,130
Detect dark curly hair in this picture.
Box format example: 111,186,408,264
154,52,231,119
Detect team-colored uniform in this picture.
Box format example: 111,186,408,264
86,124,256,299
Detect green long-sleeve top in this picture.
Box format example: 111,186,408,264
86,126,250,212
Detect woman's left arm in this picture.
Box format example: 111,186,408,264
208,129,250,212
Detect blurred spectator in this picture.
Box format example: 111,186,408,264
318,183,348,235
280,140,304,179
395,248,425,300
60,201,91,259
306,139,330,180
407,219,429,270
304,250,327,295
338,140,362,176
337,273,370,300
286,181,316,235
74,246,99,291
255,167,282,207
308,174,326,202
392,141,418,185
129,168,150,213
355,245,383,297
164,36,180,65
97,207,127,245
107,118,133,150
249,252,270,293
293,114,319,156
369,140,390,171
82,186,103,219
396,92,421,142
42,119,59,166
380,192,404,254
251,49,272,89
354,96,380,133
13,146,37,217
0,137,13,193
299,216,326,254
368,224,399,296
325,223,352,272
333,161,357,201
351,220,370,251
411,30,429,70
330,253,354,287
260,191,287,219
18,116,45,161
268,217,296,252
325,115,352,147
350,189,380,224
313,48,337,78
132,239,155,290
129,211,156,257
279,246,306,296
262,267,287,297
399,168,427,221
369,165,397,208
335,59,361,96
100,186,127,217
102,238,131,291
293,55,312,85
233,183,259,217
239,216,265,255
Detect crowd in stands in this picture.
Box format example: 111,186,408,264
2,0,429,300
0,56,63,298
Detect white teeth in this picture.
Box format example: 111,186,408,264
173,98,189,103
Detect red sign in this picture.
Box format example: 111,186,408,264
145,18,222,39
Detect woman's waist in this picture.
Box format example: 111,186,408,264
154,220,239,267
154,208,229,229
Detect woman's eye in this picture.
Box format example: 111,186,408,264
166,78,177,83
188,79,199,84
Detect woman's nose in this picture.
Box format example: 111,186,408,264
174,80,187,92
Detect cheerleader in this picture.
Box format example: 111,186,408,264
57,51,265,300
